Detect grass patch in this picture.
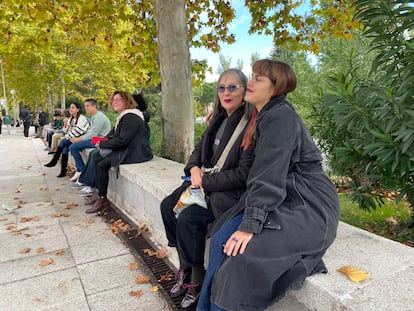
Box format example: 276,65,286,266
339,193,414,246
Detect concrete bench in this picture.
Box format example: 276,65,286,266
107,156,414,311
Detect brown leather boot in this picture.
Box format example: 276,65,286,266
85,192,99,206
85,197,110,214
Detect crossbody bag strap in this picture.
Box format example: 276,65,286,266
215,116,248,171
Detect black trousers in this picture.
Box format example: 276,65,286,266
161,187,215,268
95,155,112,197
23,121,30,137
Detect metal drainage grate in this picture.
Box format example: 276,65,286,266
100,205,192,311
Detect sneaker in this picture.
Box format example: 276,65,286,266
180,283,201,310
170,269,192,298
44,147,50,151
77,186,94,197
71,181,84,188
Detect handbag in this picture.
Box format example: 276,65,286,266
99,148,113,157
173,185,208,218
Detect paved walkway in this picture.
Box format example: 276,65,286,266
0,126,169,311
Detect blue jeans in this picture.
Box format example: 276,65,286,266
197,212,243,311
78,148,101,188
69,139,95,172
59,139,72,155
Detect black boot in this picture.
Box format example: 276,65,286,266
44,146,63,167
57,154,68,177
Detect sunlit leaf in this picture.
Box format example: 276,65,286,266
337,265,371,284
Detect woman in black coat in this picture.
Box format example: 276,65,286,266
86,91,153,213
197,60,340,311
160,69,254,310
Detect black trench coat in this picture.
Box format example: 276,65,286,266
210,95,340,311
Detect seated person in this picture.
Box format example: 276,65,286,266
68,98,111,182
160,69,254,310
45,110,63,152
44,103,89,178
85,91,153,213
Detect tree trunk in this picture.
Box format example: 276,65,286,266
154,0,194,163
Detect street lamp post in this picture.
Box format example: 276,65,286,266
10,89,17,127
0,57,10,135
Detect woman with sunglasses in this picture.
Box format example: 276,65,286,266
197,60,340,311
160,69,255,310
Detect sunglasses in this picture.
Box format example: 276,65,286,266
216,84,241,93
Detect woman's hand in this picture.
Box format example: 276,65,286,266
189,166,203,188
223,230,253,256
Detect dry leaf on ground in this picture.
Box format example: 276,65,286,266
19,247,30,254
158,272,173,282
135,276,150,284
157,248,168,259
36,247,45,253
129,290,143,298
55,249,64,256
32,298,42,302
143,248,158,257
129,262,139,271
39,258,55,267
150,285,159,292
337,265,371,284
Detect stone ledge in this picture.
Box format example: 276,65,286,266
107,156,414,311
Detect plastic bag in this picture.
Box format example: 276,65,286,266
173,186,207,218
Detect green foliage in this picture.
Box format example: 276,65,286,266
193,82,216,117
339,193,413,245
311,1,414,211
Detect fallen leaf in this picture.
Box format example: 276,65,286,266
19,247,31,254
129,262,139,271
138,221,147,230
65,203,78,209
37,247,45,253
24,233,32,238
39,258,55,267
150,285,159,292
135,276,150,284
33,216,40,222
53,213,63,218
55,249,64,256
156,248,168,259
129,290,143,298
337,265,371,284
32,298,42,302
62,213,71,217
20,217,32,223
158,272,173,282
143,248,158,257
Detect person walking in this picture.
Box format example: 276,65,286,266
68,98,111,182
19,105,31,138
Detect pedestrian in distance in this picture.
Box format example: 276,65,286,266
19,105,31,138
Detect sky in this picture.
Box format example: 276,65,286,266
189,1,274,82
189,1,313,82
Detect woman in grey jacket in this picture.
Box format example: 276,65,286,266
197,60,340,311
